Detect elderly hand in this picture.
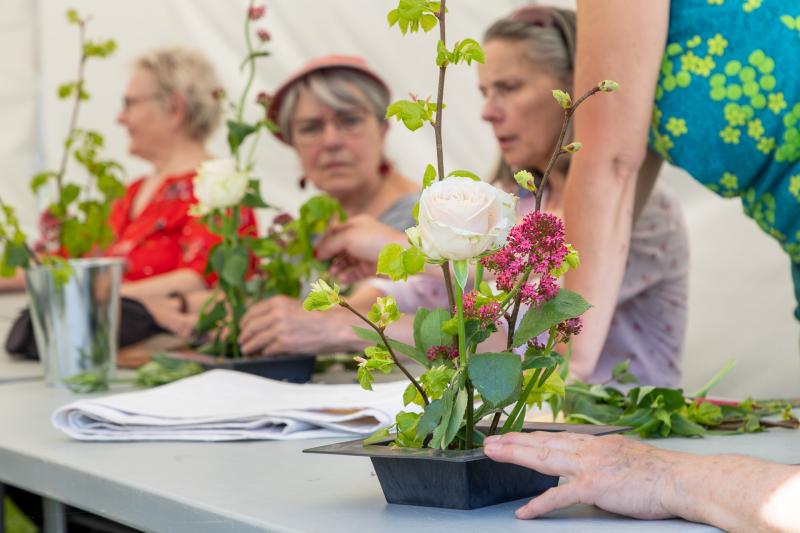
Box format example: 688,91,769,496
483,432,678,520
239,295,357,356
315,214,408,283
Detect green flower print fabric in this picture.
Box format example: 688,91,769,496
649,0,800,320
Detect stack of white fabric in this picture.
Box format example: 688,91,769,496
52,370,409,442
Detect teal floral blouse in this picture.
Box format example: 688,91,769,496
649,0,800,320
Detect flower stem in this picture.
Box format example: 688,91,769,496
340,300,429,405
434,0,447,182
235,0,258,168
56,18,89,195
440,262,455,311
454,280,474,447
473,262,483,293
535,85,602,212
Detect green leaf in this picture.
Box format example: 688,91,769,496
302,279,341,311
352,326,430,368
226,120,257,155
522,353,562,371
30,171,56,193
435,40,451,67
611,359,639,385
416,397,447,440
387,9,400,27
420,13,438,32
468,352,522,408
3,243,30,269
447,169,481,181
452,259,468,290
367,296,401,328
418,307,453,351
363,426,391,445
377,243,424,281
669,412,705,437
422,164,437,189
386,99,436,131
513,289,592,347
451,38,485,65
420,364,454,399
357,365,374,390
781,14,796,29
195,300,227,332
403,382,421,406
61,183,81,206
445,387,468,446
220,247,248,287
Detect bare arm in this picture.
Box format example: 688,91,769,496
566,0,670,379
121,268,206,300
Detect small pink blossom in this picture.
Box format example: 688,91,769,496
256,28,271,42
460,290,503,327
248,5,265,20
481,211,568,307
426,345,458,361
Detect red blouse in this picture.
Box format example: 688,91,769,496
106,171,257,284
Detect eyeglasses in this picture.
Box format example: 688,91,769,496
291,109,370,146
121,93,163,111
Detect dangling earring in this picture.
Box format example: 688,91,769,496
378,159,392,177
298,176,307,189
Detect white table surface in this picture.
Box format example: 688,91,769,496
3,380,800,532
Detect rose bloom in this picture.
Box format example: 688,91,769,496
193,158,249,215
407,176,516,261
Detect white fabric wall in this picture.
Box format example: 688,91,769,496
2,0,797,396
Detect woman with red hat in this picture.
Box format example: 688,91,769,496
238,55,419,356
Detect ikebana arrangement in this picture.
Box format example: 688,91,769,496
179,1,345,380
303,0,621,509
0,9,124,392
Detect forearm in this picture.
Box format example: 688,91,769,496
566,0,669,379
665,454,800,532
122,269,206,299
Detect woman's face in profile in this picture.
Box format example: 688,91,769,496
478,39,566,170
289,84,386,200
117,68,173,161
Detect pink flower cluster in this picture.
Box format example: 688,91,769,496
557,317,582,339
427,344,458,362
481,211,568,307
460,290,503,327
248,5,266,20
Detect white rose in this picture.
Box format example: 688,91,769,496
193,158,249,214
409,177,517,261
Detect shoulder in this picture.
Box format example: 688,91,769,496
379,192,419,231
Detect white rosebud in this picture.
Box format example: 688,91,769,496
598,80,620,92
410,177,517,261
192,158,249,215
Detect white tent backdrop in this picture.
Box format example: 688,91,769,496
1,0,797,397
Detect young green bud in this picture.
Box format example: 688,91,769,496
552,89,572,109
562,142,582,154
513,170,537,192
598,80,620,92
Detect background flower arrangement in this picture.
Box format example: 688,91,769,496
0,9,123,279
190,1,346,359
304,0,617,450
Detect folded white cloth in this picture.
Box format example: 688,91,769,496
52,370,411,442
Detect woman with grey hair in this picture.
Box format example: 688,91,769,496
238,55,419,356
114,46,256,338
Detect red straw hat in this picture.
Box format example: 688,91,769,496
267,54,390,144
